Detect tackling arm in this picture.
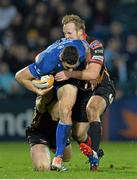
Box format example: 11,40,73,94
55,63,102,83
69,63,101,81
68,40,102,81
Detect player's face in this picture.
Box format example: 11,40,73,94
62,61,78,70
63,22,83,40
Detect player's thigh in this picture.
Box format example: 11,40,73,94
57,84,78,107
87,95,107,116
88,75,115,114
72,121,89,140
30,144,51,171
62,144,72,162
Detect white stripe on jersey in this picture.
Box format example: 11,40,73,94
92,55,104,62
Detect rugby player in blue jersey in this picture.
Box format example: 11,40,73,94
15,38,90,171
15,38,88,95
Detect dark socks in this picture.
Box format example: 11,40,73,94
88,121,101,152
83,135,92,147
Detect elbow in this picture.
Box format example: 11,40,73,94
87,72,100,81
84,75,98,81
15,71,22,83
81,72,93,81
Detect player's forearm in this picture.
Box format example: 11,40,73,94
15,74,38,94
70,69,98,81
70,63,101,81
15,67,39,94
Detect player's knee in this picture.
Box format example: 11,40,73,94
86,104,100,122
35,162,50,171
63,157,71,162
60,105,72,121
62,144,72,162
72,133,85,143
31,144,51,171
62,150,71,162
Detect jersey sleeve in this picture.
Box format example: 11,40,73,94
28,52,56,78
89,40,104,66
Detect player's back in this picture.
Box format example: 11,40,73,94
29,38,89,77
41,38,87,61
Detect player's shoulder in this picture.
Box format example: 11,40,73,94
60,38,81,46
66,39,87,49
34,50,46,63
67,39,83,44
86,36,104,50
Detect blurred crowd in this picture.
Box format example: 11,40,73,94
0,0,137,99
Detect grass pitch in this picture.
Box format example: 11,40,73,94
0,141,137,179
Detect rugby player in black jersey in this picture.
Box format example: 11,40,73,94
26,94,72,171
54,14,115,171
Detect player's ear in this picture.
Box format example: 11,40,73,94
59,52,62,61
59,52,64,62
78,29,83,36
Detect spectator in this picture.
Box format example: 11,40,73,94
125,34,137,80
1,29,15,49
104,37,122,71
108,21,128,46
0,0,136,98
0,62,23,96
125,34,137,95
0,0,18,32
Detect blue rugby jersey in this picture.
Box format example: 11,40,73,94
28,38,88,78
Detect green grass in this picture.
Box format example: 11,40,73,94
0,141,137,179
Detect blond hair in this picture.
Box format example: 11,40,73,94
62,14,85,31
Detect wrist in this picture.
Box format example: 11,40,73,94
70,71,76,78
68,71,72,78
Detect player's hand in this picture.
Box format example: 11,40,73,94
36,86,53,96
55,71,71,81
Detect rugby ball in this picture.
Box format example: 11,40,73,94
32,75,54,89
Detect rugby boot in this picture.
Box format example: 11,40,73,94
80,142,104,159
51,157,68,171
80,143,99,171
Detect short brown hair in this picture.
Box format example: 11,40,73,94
62,14,85,31
62,46,79,65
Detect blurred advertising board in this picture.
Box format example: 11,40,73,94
0,96,137,141
0,98,34,140
103,96,137,141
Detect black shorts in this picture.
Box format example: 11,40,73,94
72,75,115,122
26,112,70,149
26,112,58,149
54,78,80,90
